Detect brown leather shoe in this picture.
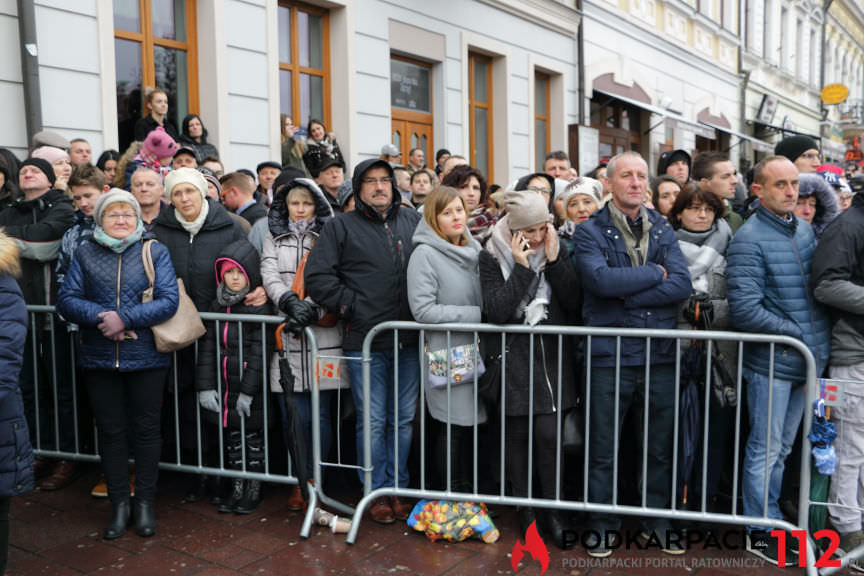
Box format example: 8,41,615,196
390,496,413,521
39,461,79,491
287,485,304,511
33,459,52,481
368,496,395,524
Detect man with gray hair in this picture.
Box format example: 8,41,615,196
573,151,691,557
130,167,166,232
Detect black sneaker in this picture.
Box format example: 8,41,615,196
584,530,619,558
747,531,798,567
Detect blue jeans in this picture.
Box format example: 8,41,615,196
587,364,676,533
345,349,419,490
742,369,805,530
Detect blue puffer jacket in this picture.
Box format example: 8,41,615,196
573,204,692,367
0,232,34,497
727,206,831,380
57,237,180,372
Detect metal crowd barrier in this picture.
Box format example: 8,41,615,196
22,306,317,531
331,321,828,574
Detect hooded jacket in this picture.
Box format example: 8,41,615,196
305,159,422,351
261,178,345,393
196,239,269,429
0,189,75,306
812,192,864,366
407,218,486,426
0,232,34,497
797,173,840,239
727,206,831,379
152,198,246,312
56,235,180,372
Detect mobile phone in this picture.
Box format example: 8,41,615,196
519,233,530,251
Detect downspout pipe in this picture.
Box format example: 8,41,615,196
820,0,834,118
577,0,585,126
17,0,42,148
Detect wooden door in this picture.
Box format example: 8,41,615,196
391,119,433,167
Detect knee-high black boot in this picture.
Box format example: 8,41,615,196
235,430,263,515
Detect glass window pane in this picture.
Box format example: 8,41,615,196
393,130,401,151
298,11,323,69
390,59,431,112
115,38,142,153
420,135,427,158
152,0,186,42
299,73,324,128
410,133,418,150
536,75,548,116
473,57,489,103
113,0,140,32
154,45,188,131
279,69,293,117
535,118,547,169
278,6,292,63
473,107,489,179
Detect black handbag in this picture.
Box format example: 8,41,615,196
710,344,738,408
562,406,583,455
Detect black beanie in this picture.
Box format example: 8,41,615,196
19,157,56,186
774,135,819,163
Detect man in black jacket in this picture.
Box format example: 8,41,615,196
0,158,76,487
305,158,421,525
812,192,864,566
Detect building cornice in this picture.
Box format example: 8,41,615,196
476,0,580,36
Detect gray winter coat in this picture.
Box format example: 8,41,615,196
407,219,487,426
261,178,346,393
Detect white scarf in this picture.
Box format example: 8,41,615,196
485,215,551,325
175,196,210,238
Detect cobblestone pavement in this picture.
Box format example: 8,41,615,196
7,468,822,575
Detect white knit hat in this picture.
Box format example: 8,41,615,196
560,177,603,208
164,167,208,200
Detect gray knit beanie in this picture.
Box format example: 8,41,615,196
94,188,141,227
501,190,550,230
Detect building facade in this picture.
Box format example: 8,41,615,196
0,0,580,187
823,0,864,163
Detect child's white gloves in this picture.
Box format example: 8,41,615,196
198,390,220,413
236,393,253,418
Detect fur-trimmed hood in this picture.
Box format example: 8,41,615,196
798,172,840,238
0,231,21,277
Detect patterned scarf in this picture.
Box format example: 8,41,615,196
92,221,145,254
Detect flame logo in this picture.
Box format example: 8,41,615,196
511,520,549,574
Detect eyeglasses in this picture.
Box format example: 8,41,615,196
103,213,137,221
683,205,713,214
361,177,393,185
526,186,551,195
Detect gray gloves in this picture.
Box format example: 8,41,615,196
236,393,253,418
198,390,220,413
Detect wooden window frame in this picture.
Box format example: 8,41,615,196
278,1,331,130
534,71,551,171
468,52,494,180
391,54,433,125
114,0,199,115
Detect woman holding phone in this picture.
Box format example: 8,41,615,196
479,189,582,549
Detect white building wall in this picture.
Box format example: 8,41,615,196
0,0,27,159
351,0,578,185
582,1,741,170
35,0,105,153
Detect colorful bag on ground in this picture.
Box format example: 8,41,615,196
426,343,486,388
407,499,499,543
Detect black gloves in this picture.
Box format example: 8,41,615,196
278,292,320,334
684,292,714,329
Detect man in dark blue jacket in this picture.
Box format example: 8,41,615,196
305,158,421,525
727,156,830,565
573,151,691,557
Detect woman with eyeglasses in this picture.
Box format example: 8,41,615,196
667,184,737,508
57,189,179,540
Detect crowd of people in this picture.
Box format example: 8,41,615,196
1,87,864,570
